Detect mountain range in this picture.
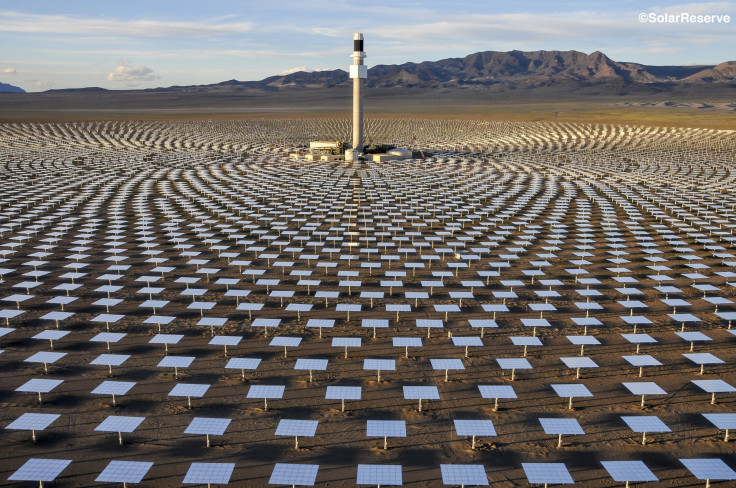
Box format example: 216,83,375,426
131,49,735,98
252,50,736,90
0,82,24,93
2,49,734,100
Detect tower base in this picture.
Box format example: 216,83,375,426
345,149,362,162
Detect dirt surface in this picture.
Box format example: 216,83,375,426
1,88,735,130
0,121,735,487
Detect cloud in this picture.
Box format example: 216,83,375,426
608,46,682,57
282,66,309,75
321,6,734,66
281,66,331,75
311,27,342,37
3,67,16,75
51,47,344,61
26,78,52,90
646,1,736,15
107,61,158,82
0,10,252,37
301,3,735,51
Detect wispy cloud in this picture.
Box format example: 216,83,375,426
53,47,346,60
361,8,734,44
645,1,736,14
0,10,252,37
3,67,17,75
320,7,734,63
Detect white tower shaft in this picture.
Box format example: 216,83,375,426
353,61,362,152
348,33,366,161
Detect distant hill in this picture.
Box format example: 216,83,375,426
0,82,25,93
45,87,109,93
682,61,736,83
28,49,736,96
262,51,736,88
246,50,734,90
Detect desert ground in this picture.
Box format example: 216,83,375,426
0,88,735,130
1,118,736,487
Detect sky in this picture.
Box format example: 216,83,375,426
1,1,735,92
